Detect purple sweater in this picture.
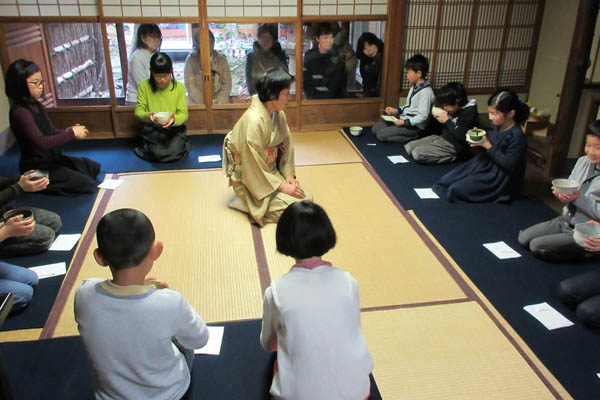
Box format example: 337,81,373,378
9,102,75,170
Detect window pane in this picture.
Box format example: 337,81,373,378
207,22,297,104
44,23,109,101
110,23,191,105
303,21,385,99
186,23,234,105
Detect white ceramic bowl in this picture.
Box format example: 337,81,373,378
573,222,600,247
154,112,171,125
431,106,445,118
552,178,579,195
349,126,363,137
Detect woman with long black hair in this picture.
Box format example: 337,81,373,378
6,59,100,195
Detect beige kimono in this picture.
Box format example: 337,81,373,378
223,96,311,225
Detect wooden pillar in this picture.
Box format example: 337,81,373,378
546,0,599,175
383,1,409,107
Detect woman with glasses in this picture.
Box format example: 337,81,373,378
134,52,190,162
126,24,162,105
5,59,100,195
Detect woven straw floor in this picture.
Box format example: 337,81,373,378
261,163,467,308
292,131,361,166
362,302,561,400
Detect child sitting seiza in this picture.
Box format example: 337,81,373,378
433,89,529,203
260,200,374,400
519,120,600,261
405,82,479,164
372,53,435,143
75,208,209,400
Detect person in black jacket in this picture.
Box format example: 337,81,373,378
405,82,479,164
303,23,345,100
0,173,61,257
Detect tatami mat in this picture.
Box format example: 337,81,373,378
261,163,468,308
292,131,361,166
362,303,567,400
49,170,264,338
0,328,42,342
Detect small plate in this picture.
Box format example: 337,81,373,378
381,115,397,122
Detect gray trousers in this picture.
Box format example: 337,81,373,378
517,215,589,261
404,135,457,164
0,207,61,257
372,122,421,143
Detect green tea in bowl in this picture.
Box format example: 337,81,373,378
467,128,486,142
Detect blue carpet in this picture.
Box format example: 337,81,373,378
0,320,382,400
343,126,465,210
0,134,225,176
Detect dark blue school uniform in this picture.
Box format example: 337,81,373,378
433,124,527,203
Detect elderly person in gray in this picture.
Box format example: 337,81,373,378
245,24,289,95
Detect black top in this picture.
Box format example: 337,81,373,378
440,103,480,159
303,48,345,99
9,102,74,171
359,52,382,97
0,176,22,213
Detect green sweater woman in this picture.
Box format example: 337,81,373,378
134,52,190,162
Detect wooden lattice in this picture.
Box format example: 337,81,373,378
402,0,543,92
44,23,108,100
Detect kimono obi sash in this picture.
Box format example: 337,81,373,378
223,132,241,181
222,130,280,183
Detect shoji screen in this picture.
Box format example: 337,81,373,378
403,0,543,92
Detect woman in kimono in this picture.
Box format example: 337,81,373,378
433,89,529,203
134,52,190,162
6,59,100,195
223,67,311,226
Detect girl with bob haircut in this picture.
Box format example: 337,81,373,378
518,120,600,261
134,52,190,162
260,200,374,400
223,67,311,226
126,24,162,104
433,89,529,202
356,32,384,97
5,59,100,194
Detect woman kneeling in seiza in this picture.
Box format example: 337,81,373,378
223,67,311,226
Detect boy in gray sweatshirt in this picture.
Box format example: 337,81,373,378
373,53,435,143
75,208,209,400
